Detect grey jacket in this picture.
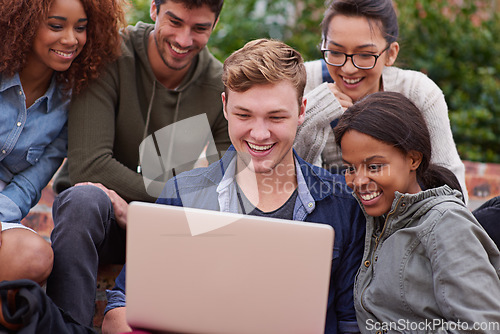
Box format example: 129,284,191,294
354,185,500,333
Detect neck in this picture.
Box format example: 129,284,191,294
235,156,298,213
19,55,54,108
148,31,190,89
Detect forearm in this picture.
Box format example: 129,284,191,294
294,83,344,165
1,129,67,220
0,194,23,222
102,307,132,334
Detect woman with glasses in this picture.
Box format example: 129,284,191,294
294,0,468,202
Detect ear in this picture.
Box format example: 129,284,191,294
150,0,157,22
407,150,423,171
385,41,399,66
297,97,306,126
221,92,228,120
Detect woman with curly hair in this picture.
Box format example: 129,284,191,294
0,0,125,286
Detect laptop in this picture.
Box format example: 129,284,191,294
126,201,335,334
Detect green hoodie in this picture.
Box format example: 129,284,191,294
54,22,230,202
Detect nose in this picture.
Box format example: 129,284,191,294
175,27,193,48
249,120,271,142
341,56,358,74
350,169,371,191
61,28,78,46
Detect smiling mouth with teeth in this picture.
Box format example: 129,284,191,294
359,191,381,201
248,142,274,151
170,43,189,54
52,49,75,58
343,77,362,85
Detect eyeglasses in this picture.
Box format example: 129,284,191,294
321,44,390,70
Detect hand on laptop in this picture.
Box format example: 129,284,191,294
75,182,128,229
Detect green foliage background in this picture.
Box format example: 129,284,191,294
126,0,500,163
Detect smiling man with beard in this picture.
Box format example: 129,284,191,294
46,0,231,327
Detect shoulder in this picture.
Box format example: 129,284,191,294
298,157,358,203
409,191,475,234
416,195,499,263
201,48,223,73
305,59,322,73
192,48,224,90
427,196,475,225
111,22,154,79
0,73,19,94
119,22,151,53
383,66,444,108
88,23,154,90
304,59,324,94
384,66,441,93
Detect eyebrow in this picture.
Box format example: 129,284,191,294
165,11,213,28
327,40,378,49
48,16,88,22
233,106,251,112
232,107,289,114
342,155,386,165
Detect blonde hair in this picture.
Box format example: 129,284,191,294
222,39,306,104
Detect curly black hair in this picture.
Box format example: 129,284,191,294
0,0,127,94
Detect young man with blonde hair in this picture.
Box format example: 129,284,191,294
103,39,365,334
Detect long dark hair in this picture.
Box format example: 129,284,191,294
334,92,463,195
322,0,398,45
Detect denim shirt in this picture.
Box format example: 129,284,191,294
107,147,366,334
0,73,68,222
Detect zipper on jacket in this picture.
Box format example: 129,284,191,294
374,195,404,249
360,195,405,313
